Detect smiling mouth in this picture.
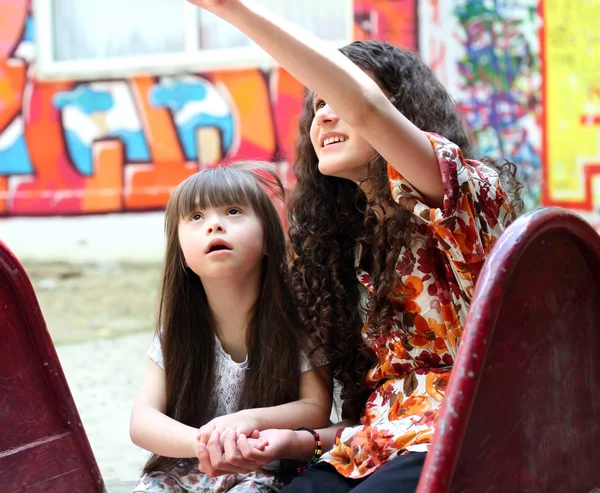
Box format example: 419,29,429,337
322,135,348,147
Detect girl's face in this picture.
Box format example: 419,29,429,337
178,203,264,281
309,96,376,182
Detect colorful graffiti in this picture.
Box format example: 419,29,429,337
354,0,417,48
0,0,417,216
420,0,542,210
2,0,597,218
0,70,299,215
543,0,600,210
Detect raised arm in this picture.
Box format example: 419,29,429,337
188,0,443,203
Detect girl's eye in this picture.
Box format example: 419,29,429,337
228,208,241,216
314,99,325,111
191,213,203,221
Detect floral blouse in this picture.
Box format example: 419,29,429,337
319,133,516,479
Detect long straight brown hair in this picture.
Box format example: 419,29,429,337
144,163,305,473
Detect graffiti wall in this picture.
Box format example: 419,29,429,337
0,0,417,217
420,0,600,215
1,0,599,220
543,0,600,212
420,0,542,210
0,1,306,215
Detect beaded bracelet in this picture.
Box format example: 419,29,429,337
296,427,322,474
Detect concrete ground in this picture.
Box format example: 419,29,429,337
56,331,153,490
56,330,341,492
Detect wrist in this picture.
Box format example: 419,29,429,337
290,429,319,462
209,0,248,22
236,409,262,430
189,427,199,458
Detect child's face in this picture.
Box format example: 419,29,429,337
309,96,375,182
178,203,264,281
309,71,393,183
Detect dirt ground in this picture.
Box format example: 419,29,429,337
23,261,163,344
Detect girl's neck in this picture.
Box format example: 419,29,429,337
201,271,261,346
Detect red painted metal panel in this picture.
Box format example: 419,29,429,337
418,207,600,493
0,240,105,492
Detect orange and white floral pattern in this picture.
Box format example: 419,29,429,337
320,133,516,479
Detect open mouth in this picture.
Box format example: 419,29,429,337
209,245,230,253
206,241,233,254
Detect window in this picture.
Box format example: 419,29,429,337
34,0,354,80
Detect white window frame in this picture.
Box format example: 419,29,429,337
34,0,355,81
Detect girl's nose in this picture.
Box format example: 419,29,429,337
206,219,225,234
315,103,340,126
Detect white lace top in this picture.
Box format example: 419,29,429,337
148,334,328,420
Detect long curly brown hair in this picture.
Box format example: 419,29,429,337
288,41,523,420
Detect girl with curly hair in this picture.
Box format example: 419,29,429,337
186,1,522,491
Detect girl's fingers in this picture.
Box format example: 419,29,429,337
223,432,261,472
198,424,215,445
219,429,232,447
246,437,268,451
237,434,268,463
206,431,238,474
197,442,227,477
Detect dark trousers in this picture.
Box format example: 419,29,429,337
280,452,426,493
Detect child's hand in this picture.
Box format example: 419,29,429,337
196,429,273,477
197,412,260,446
238,428,295,464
